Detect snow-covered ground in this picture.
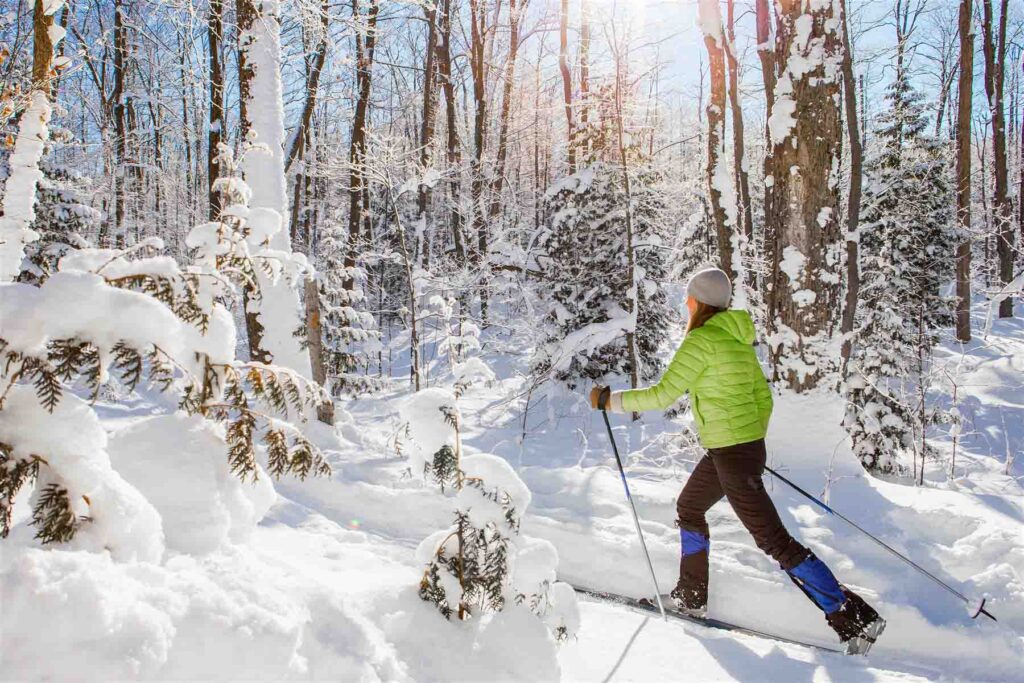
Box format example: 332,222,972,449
2,302,1023,681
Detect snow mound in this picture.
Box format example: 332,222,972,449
399,387,458,476
457,453,532,530
108,413,275,555
0,546,405,681
380,588,561,682
0,387,163,563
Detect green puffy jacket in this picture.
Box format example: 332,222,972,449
619,310,773,449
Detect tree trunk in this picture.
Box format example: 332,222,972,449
208,0,224,220
613,51,639,405
236,0,313,376
765,0,844,391
285,0,329,176
488,0,524,221
558,0,575,173
755,0,776,116
436,0,464,260
416,0,439,266
726,0,753,241
112,0,127,248
982,0,1013,318
468,0,489,320
0,0,59,281
579,0,590,132
345,0,380,290
285,0,333,423
838,0,862,367
701,3,733,277
755,0,777,313
955,0,974,342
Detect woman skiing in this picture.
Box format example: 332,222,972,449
590,266,885,653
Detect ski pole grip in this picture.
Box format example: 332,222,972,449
598,386,612,411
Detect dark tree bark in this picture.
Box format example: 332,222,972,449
416,1,439,264
558,0,575,173
469,0,488,264
839,0,863,367
112,0,127,248
755,0,777,302
468,0,491,322
702,13,732,277
436,0,464,260
208,0,224,220
345,0,380,290
982,0,1013,318
285,0,329,176
955,0,974,341
765,0,844,391
755,0,776,116
726,0,753,241
488,0,525,222
283,0,333,423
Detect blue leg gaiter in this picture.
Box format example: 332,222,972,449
787,554,846,614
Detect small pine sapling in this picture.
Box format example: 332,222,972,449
401,390,579,639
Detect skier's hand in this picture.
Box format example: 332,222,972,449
589,385,611,410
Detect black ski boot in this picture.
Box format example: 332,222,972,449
669,586,708,618
827,589,886,655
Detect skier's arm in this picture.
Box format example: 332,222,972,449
753,364,773,431
610,332,710,413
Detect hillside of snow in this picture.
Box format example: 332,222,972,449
2,301,1023,682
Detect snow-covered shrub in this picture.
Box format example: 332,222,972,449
0,386,163,561
401,391,579,640
400,387,461,490
0,148,332,551
844,72,956,475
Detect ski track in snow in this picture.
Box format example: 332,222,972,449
5,302,1023,681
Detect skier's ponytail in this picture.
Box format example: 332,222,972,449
685,301,724,335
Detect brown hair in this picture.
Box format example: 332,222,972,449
685,301,724,335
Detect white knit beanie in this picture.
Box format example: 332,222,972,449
686,267,732,308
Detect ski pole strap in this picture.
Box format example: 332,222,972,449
763,465,998,623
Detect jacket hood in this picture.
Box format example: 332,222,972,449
704,309,756,344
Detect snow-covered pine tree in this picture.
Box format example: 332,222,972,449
844,72,956,475
401,389,578,640
533,89,673,388
316,220,381,395
19,161,100,285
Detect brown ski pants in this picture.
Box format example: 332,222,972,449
674,438,809,608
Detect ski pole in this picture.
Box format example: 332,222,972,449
599,389,667,620
764,465,997,622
